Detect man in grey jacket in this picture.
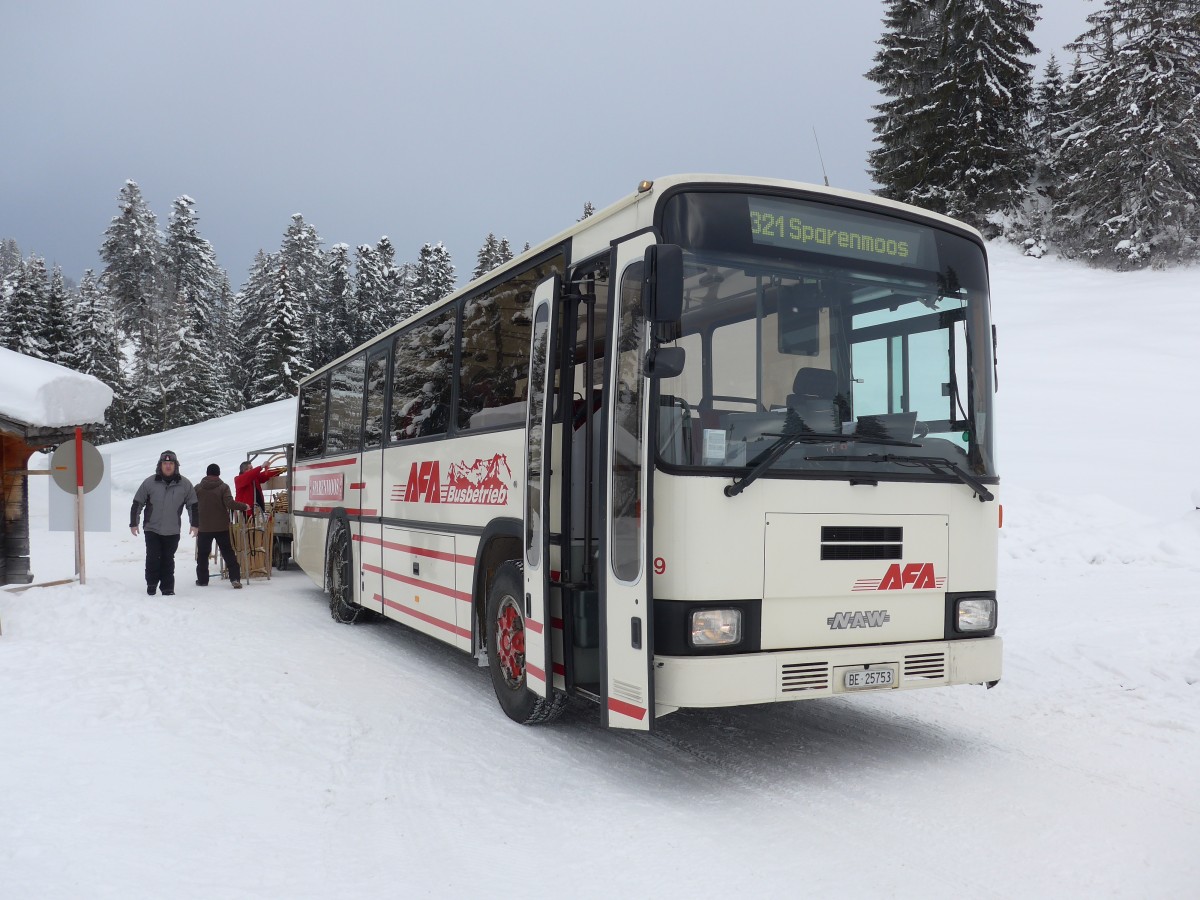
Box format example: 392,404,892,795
130,450,199,596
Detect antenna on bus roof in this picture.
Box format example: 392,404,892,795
812,127,830,187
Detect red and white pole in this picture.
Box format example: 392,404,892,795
75,426,86,585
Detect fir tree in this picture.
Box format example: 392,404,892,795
868,0,1040,227
280,214,324,371
472,233,504,281
0,238,22,280
1057,0,1200,266
257,259,305,403
325,243,355,362
6,257,50,359
72,270,129,440
1032,54,1071,195
100,180,161,338
210,274,243,414
162,195,225,421
236,250,278,407
41,266,75,368
867,1,945,207
410,242,455,313
375,236,406,334
354,243,386,345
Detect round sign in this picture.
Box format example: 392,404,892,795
50,440,104,494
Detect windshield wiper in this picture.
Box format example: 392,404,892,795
724,429,919,498
805,453,995,502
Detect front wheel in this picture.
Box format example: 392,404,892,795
485,560,566,725
327,522,364,624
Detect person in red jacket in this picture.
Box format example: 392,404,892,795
235,460,284,515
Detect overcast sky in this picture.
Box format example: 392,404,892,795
1,0,1093,288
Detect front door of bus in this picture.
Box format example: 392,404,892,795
601,233,656,730
521,277,558,700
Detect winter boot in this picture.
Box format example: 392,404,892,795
231,581,242,589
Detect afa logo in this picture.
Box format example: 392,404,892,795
395,454,512,505
852,563,946,592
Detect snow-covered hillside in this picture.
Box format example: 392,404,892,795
1,247,1198,898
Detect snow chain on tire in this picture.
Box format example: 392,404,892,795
328,523,365,625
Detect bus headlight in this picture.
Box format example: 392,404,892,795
691,608,742,647
956,597,997,632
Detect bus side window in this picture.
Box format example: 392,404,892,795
458,255,564,431
325,354,367,454
297,375,329,460
362,352,388,451
391,310,455,442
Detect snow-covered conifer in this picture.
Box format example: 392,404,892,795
325,243,356,362
1057,0,1200,267
472,233,502,281
100,180,161,338
41,266,75,368
868,0,1039,227
6,257,50,359
354,243,386,345
280,214,324,371
410,242,455,313
257,259,306,403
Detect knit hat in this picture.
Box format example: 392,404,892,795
207,463,220,476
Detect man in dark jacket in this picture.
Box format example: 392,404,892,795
130,450,198,596
195,463,249,589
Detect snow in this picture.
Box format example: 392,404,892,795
2,247,1199,897
0,347,114,428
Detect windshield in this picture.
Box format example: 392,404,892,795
654,190,996,484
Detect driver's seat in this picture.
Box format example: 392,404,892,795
786,367,841,433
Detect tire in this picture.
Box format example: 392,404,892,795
485,560,567,725
327,522,365,624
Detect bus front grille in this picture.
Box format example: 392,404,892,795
781,661,830,693
904,652,947,681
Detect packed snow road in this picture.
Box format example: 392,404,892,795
2,526,1196,898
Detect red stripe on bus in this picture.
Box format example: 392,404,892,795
303,506,378,515
349,482,366,490
362,564,471,603
607,697,647,721
293,486,306,492
552,662,566,676
376,594,470,639
526,663,546,683
551,617,564,630
525,618,543,634
353,534,474,566
293,458,359,472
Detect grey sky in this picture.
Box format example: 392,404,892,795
1,0,1093,288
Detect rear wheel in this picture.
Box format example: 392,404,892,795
327,522,364,624
486,560,566,725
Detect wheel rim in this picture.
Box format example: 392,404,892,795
494,594,526,689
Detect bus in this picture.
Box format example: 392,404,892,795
292,174,1001,731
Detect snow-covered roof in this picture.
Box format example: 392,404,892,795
0,347,114,429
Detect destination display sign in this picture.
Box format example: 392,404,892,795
747,196,934,269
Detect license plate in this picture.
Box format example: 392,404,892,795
844,666,895,691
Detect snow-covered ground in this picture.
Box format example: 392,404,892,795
2,246,1198,898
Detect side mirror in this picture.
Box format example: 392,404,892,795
645,346,685,379
643,244,684,325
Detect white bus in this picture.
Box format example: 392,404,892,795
292,174,1001,731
